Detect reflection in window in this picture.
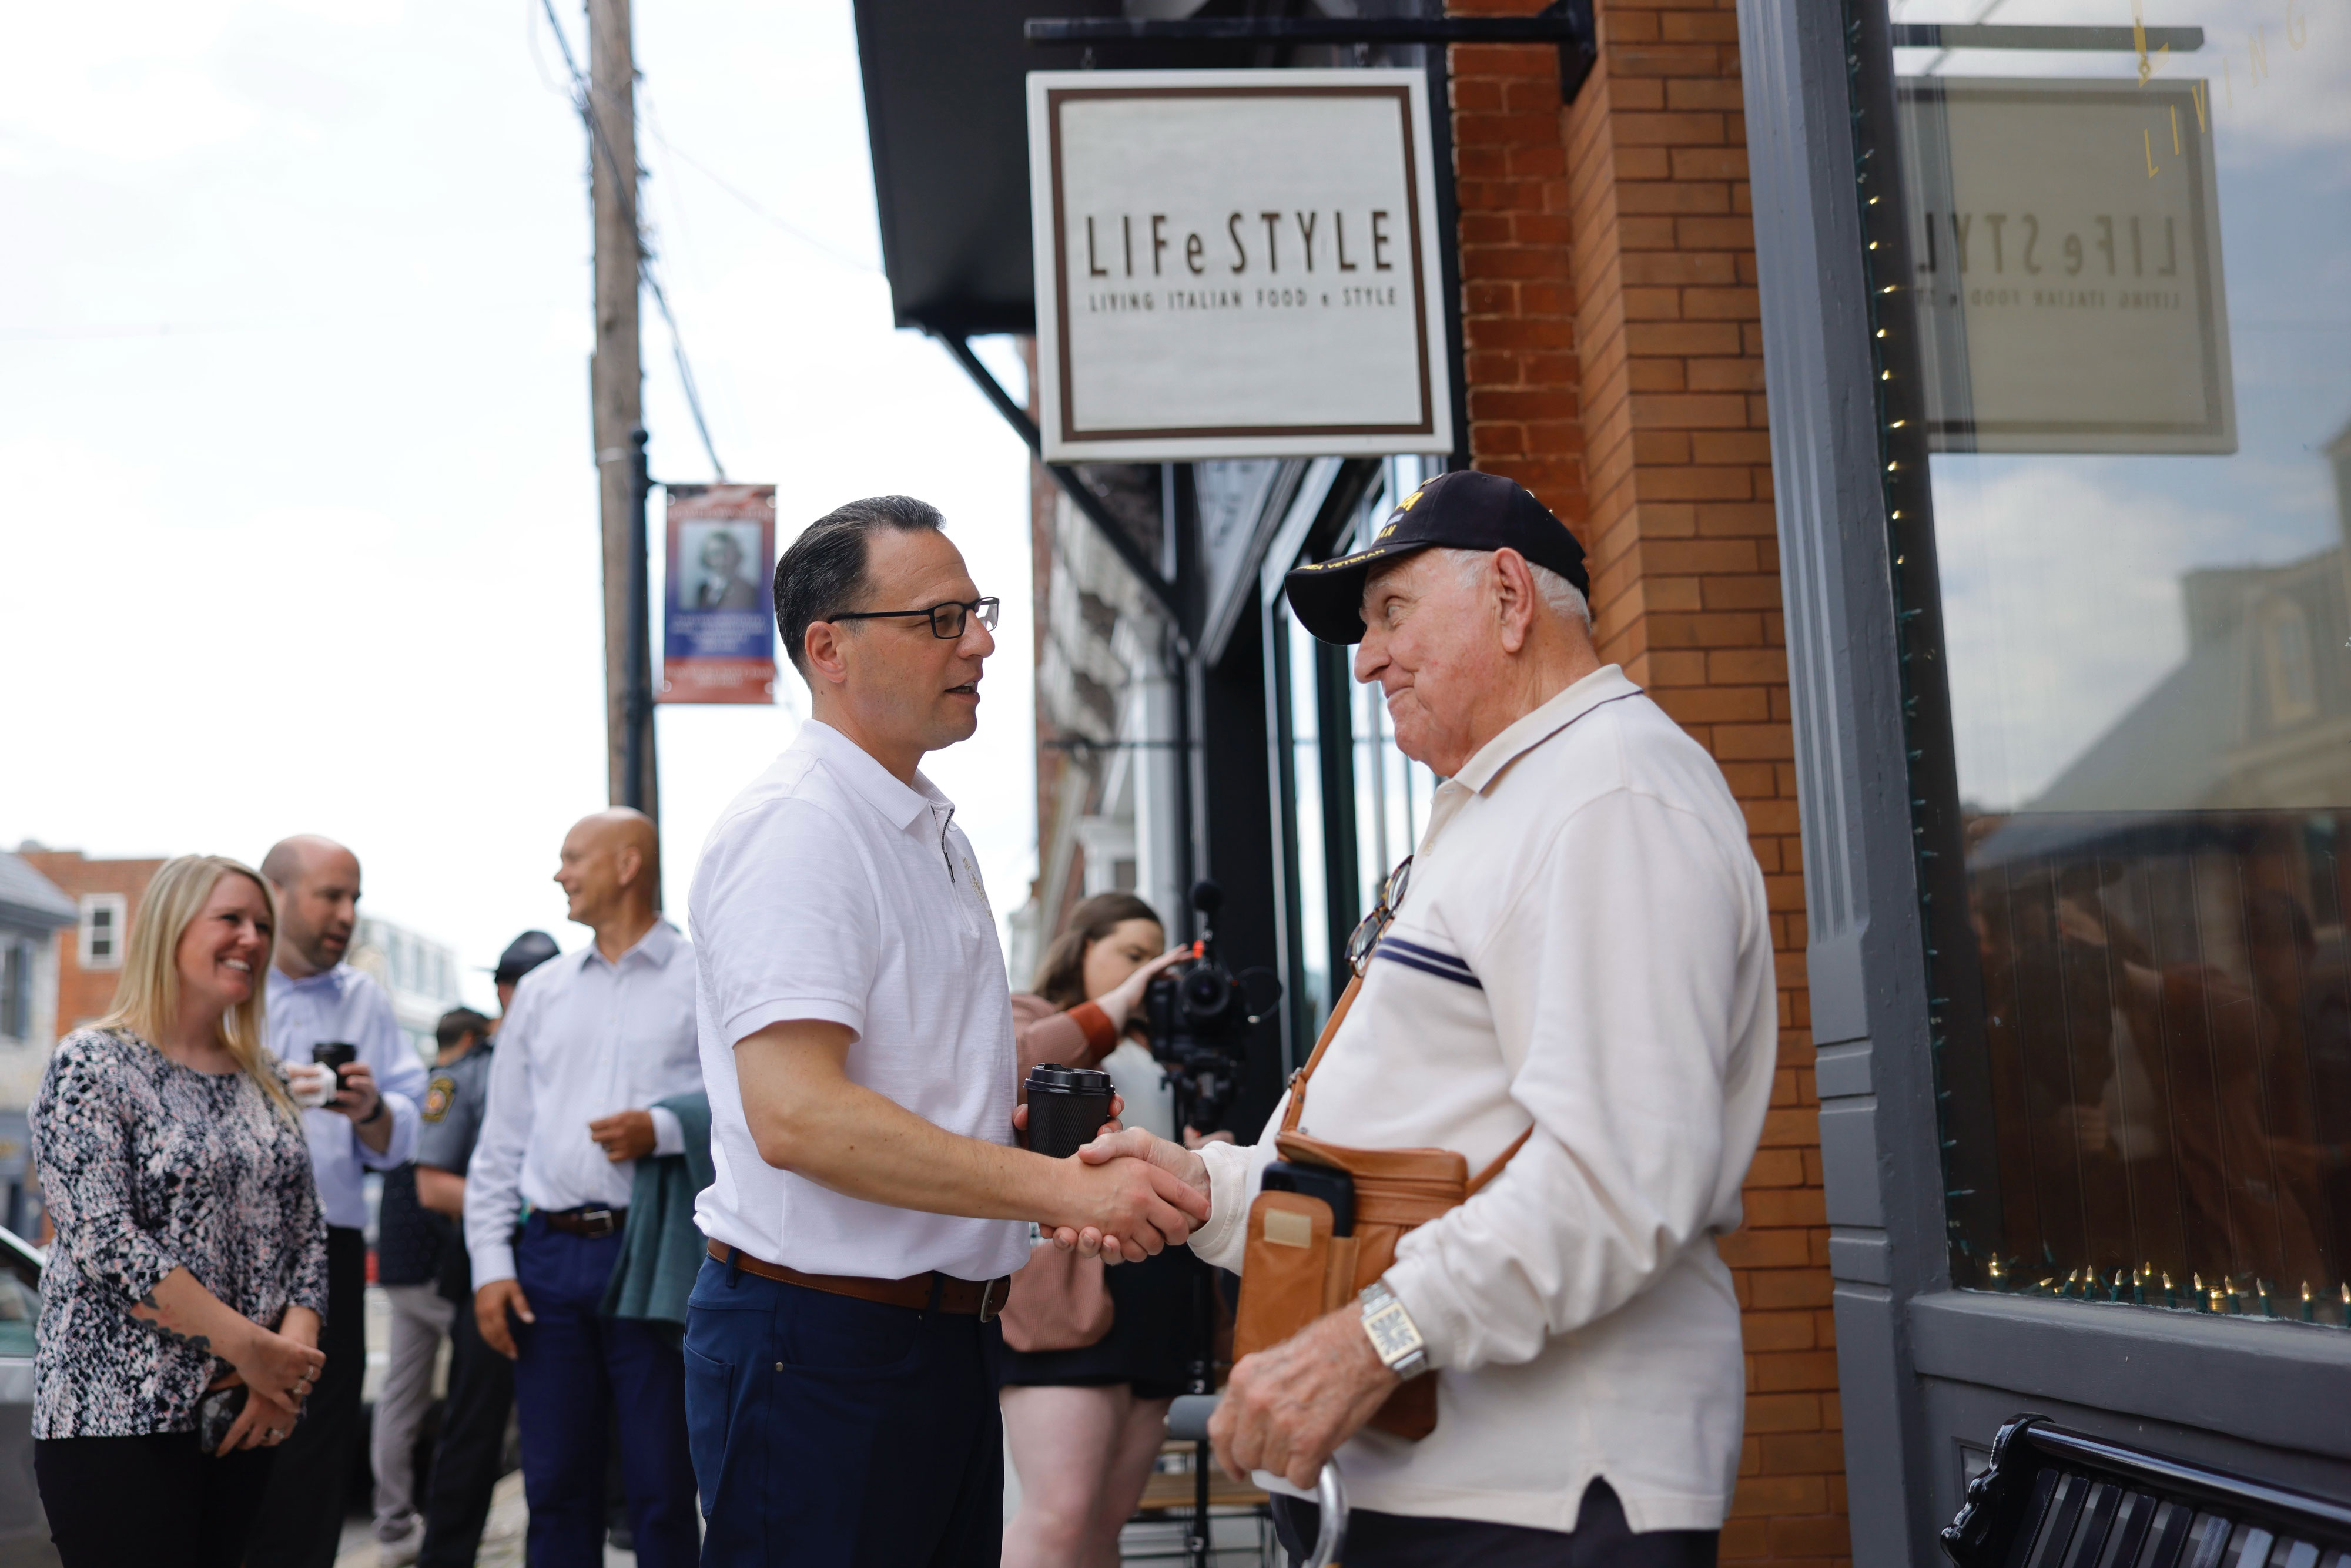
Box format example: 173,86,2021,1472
1353,675,1438,916
0,941,28,1040
0,1268,36,1359
1349,457,1442,916
1879,0,2351,1321
78,896,122,972
2262,599,2316,725
1287,609,1333,1036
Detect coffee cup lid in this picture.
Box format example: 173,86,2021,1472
1026,1062,1114,1093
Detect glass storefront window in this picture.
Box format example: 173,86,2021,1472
1272,456,1447,1058
1285,607,1335,1038
1868,0,2351,1321
1348,458,1444,920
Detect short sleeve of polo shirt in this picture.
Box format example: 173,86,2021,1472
695,793,883,1048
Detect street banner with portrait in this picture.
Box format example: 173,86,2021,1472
661,484,776,705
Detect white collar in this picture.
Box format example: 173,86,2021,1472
798,719,957,835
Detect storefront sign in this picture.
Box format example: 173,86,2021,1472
1898,77,2235,454
660,484,775,705
1026,69,1454,461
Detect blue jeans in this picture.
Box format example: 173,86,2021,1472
684,1255,1003,1567
508,1215,699,1568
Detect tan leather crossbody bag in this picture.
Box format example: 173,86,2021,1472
1229,976,1529,1440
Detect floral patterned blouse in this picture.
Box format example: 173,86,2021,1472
29,1028,330,1438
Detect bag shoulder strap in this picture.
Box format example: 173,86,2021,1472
1280,974,1537,1193
1467,1127,1534,1194
1279,975,1362,1134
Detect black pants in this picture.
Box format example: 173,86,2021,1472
1273,1479,1717,1568
417,1278,515,1568
246,1224,367,1568
35,1432,276,1568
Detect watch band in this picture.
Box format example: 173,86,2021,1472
1359,1278,1429,1381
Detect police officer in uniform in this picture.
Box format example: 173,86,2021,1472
411,930,560,1568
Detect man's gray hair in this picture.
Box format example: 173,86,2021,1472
1441,547,1593,631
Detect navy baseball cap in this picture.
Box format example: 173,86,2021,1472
488,930,561,985
1282,470,1590,644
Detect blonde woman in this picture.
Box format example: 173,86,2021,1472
29,855,329,1568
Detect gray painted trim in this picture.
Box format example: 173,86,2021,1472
1739,0,1953,1557
1910,1292,2351,1464
1741,0,2351,1556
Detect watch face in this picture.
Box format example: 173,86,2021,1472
1365,1301,1424,1363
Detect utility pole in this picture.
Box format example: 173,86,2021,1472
587,0,657,819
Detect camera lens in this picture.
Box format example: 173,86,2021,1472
1180,967,1230,1023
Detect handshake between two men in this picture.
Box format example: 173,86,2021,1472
735,1021,1384,1490
1021,1121,1402,1496
1010,1110,1211,1259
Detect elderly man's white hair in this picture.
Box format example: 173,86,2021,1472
1439,546,1593,632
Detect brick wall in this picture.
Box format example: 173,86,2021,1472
19,852,165,1039
1450,5,1847,1562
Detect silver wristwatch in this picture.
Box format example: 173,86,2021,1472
1359,1278,1428,1380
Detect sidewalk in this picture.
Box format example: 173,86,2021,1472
333,1470,634,1567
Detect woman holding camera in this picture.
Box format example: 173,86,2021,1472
1000,893,1197,1568
29,855,329,1568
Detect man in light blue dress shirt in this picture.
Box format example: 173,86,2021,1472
247,834,428,1568
465,808,702,1568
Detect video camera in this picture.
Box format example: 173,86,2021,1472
1144,880,1280,1137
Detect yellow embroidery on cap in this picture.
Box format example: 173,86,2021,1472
1399,487,1425,509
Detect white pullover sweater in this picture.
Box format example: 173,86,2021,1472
1191,665,1776,1535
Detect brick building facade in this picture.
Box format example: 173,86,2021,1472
898,2,1844,1554
19,849,166,1040
1449,5,1842,1561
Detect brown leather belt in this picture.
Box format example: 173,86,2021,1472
706,1241,1008,1321
538,1206,626,1239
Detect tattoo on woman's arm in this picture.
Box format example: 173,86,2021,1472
131,1292,212,1356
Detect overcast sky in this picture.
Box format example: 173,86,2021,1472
0,0,1039,1010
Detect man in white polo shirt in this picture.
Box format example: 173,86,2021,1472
684,495,1211,1567
1069,472,1776,1567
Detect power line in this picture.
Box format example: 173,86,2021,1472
535,0,728,481
636,115,881,274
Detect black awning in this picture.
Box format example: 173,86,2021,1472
850,0,1108,337
850,1,1311,337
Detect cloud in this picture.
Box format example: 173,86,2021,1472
0,0,1038,1001
1892,0,2351,163
1932,457,2333,809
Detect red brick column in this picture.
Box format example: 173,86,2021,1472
1452,2,1846,1561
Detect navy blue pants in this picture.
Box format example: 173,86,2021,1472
508,1215,699,1568
684,1255,1003,1567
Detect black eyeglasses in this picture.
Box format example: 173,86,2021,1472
829,597,1000,640
1344,855,1413,977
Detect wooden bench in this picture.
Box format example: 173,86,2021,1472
1944,1416,2351,1568
1133,1445,1270,1516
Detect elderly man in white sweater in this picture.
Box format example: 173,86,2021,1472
1064,470,1776,1565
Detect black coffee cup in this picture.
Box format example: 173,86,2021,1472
311,1041,357,1078
1025,1063,1115,1161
